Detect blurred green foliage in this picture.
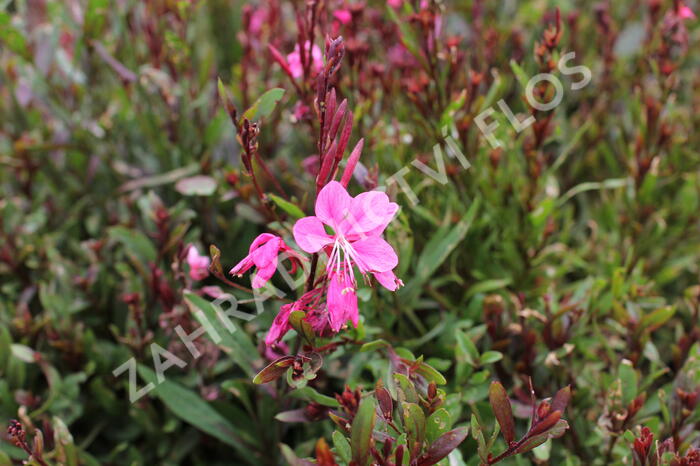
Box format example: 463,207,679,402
0,0,699,465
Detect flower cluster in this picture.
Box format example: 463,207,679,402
231,181,402,345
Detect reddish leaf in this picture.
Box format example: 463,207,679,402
416,427,469,466
550,385,572,414
529,410,562,436
252,356,295,384
315,438,338,466
489,381,516,444
375,386,393,421
515,420,569,455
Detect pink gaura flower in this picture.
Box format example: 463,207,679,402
293,181,400,278
292,181,403,329
266,302,295,345
678,2,696,19
388,0,402,8
230,233,301,289
187,245,210,281
266,288,325,345
287,41,323,79
327,268,358,331
333,9,352,25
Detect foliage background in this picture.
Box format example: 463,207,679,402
0,0,699,465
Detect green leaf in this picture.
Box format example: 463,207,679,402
426,408,452,444
351,396,377,466
618,360,638,406
243,88,285,120
480,351,503,365
464,279,511,300
360,339,390,352
268,194,305,219
403,403,426,453
290,386,340,407
439,90,467,129
640,306,675,332
0,327,11,372
509,59,531,90
288,311,315,346
137,365,249,456
413,360,447,385
558,178,629,206
470,414,481,440
333,431,352,463
400,199,480,303
386,6,425,68
183,292,257,376
52,417,79,466
455,330,479,367
108,226,157,264
394,373,419,404
0,12,29,59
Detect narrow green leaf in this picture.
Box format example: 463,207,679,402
184,292,257,376
413,360,447,385
455,330,479,367
480,351,503,365
243,88,285,120
403,403,426,453
290,386,340,407
333,431,352,463
137,365,249,455
268,194,305,219
400,199,480,303
108,226,157,264
351,397,377,466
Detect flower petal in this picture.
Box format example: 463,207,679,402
351,236,398,273
265,304,294,345
252,236,281,268
249,233,278,253
293,216,333,253
342,191,398,237
327,273,357,332
373,270,403,291
230,256,253,276
252,260,277,289
315,181,352,229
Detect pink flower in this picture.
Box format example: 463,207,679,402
230,233,301,289
678,2,696,19
266,288,324,344
334,9,352,25
327,269,358,331
263,340,289,360
287,41,324,79
266,302,294,345
187,245,210,281
292,181,402,327
388,0,402,8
